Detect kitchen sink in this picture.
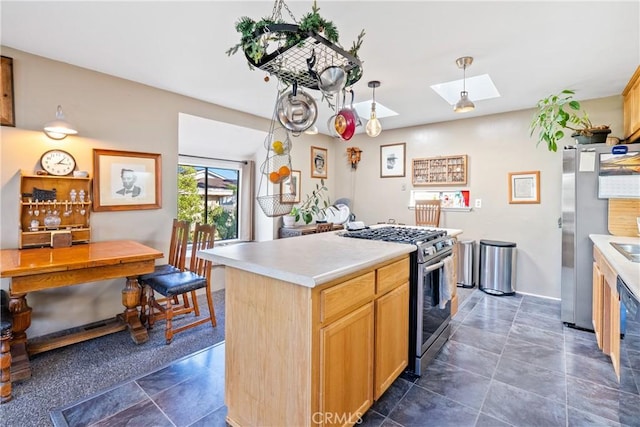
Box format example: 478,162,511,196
610,242,640,263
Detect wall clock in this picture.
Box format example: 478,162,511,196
40,149,76,176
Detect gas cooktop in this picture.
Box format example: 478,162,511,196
341,226,446,245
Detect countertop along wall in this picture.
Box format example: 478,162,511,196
333,96,624,299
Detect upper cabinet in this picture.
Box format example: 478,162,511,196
622,65,640,143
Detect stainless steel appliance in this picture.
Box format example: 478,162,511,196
341,226,455,375
560,143,640,329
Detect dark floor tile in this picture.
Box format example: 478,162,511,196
567,376,640,426
522,294,561,308
565,330,613,363
475,413,512,427
461,311,513,336
60,381,148,427
502,337,566,374
380,419,403,427
626,318,640,336
387,385,478,427
567,352,620,390
482,380,566,427
188,405,228,427
494,356,566,403
470,303,517,323
627,348,640,370
564,325,597,341
135,358,200,396
450,324,507,355
623,333,640,353
91,399,174,427
434,340,500,379
514,309,565,334
620,367,640,395
479,292,523,307
518,300,561,320
508,323,564,351
154,371,225,427
370,377,413,416
416,359,491,409
567,407,623,427
357,409,386,427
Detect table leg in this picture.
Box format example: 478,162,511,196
118,276,149,344
8,292,32,381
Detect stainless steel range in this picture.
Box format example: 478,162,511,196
342,226,455,375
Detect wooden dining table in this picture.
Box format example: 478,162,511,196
0,240,163,380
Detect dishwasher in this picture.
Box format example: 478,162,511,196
618,276,638,338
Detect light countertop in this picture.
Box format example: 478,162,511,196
199,226,462,288
590,234,640,301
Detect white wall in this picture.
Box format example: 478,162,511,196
332,97,623,298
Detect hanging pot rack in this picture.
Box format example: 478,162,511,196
245,23,363,91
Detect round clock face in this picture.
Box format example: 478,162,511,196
40,150,76,176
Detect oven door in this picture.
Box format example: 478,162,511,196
414,251,452,373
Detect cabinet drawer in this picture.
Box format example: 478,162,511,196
376,258,409,295
320,272,375,324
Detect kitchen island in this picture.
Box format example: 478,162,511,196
199,229,451,427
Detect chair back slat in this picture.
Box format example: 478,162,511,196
168,219,190,271
190,223,215,279
415,200,441,227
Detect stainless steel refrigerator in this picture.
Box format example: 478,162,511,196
561,144,610,330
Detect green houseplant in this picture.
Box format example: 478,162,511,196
530,89,611,152
287,179,330,225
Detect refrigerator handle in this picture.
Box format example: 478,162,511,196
558,217,562,228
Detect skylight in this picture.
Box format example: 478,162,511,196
431,74,500,105
352,101,399,120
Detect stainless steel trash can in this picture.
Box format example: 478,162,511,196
479,239,516,296
457,240,475,288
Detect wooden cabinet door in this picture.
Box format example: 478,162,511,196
374,281,409,400
604,282,621,380
319,302,374,427
592,262,604,349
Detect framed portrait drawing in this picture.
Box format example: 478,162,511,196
380,143,406,178
508,171,540,204
311,146,327,179
93,149,162,211
280,169,301,203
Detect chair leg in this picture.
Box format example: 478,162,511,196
0,331,12,404
164,298,174,345
139,284,150,327
205,288,217,328
190,291,200,316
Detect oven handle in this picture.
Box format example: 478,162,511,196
423,260,445,274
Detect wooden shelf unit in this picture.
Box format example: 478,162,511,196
412,155,467,186
19,173,92,249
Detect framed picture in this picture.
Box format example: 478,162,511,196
1,56,15,127
380,143,406,178
93,149,162,211
508,171,540,204
311,146,327,179
280,169,301,203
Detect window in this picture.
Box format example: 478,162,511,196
178,156,253,243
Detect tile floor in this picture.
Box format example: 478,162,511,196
51,288,640,427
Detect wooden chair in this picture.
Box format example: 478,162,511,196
0,290,13,403
316,222,334,233
140,223,217,344
139,219,190,326
415,200,441,227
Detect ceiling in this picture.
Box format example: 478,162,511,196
2,1,639,137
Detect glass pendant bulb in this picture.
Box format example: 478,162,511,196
366,107,382,137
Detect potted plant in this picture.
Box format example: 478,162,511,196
286,179,330,225
530,89,611,152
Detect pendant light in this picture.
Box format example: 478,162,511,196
365,80,382,137
454,57,475,113
43,105,78,139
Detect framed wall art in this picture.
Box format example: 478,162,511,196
508,170,540,204
1,56,15,127
280,169,301,203
380,143,406,178
93,149,162,211
311,146,327,179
